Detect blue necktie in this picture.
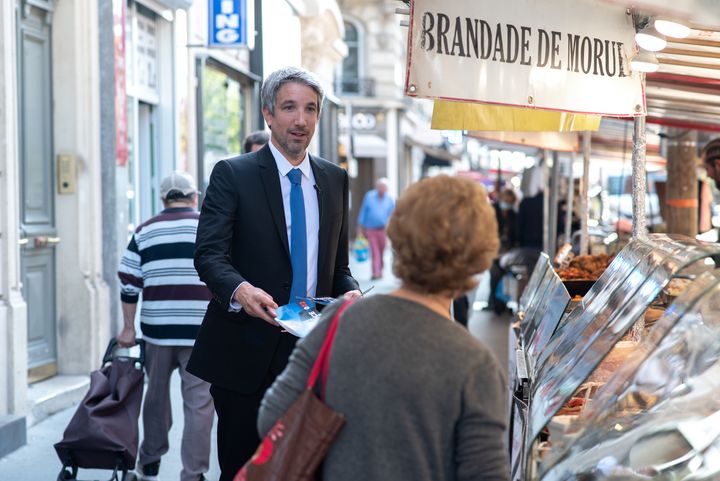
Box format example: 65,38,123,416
288,169,307,303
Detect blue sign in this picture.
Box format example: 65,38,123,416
208,0,248,47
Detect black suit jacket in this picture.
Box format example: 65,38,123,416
187,144,359,393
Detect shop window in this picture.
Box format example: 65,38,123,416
200,62,248,192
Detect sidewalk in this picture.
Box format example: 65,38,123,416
348,244,400,296
0,371,220,481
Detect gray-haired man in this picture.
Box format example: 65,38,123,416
118,172,213,481
187,66,360,481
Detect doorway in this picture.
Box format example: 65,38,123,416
137,102,159,221
18,1,58,383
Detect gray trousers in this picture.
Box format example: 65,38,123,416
138,343,214,481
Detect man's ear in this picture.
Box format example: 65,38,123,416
261,106,273,128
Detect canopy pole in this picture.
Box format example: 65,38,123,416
548,151,561,257
542,153,550,254
580,132,591,255
565,154,575,245
632,115,648,239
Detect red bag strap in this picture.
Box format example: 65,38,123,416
306,299,354,398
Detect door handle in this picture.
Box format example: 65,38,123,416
18,238,28,246
33,236,61,247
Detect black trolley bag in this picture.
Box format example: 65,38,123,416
54,338,146,481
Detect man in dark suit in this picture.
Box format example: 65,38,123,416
187,66,361,481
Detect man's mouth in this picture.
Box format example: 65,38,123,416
289,130,307,139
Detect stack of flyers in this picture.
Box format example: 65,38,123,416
274,300,321,337
297,295,336,306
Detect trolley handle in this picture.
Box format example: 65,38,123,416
102,338,146,369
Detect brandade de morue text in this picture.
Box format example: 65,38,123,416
420,12,628,78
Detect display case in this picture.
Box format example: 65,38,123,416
508,253,553,481
510,234,720,481
541,269,720,480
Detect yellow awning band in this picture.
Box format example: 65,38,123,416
431,100,602,132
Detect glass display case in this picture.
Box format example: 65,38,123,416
541,269,720,480
509,234,720,481
508,253,553,481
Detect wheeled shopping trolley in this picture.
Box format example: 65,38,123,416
54,338,146,481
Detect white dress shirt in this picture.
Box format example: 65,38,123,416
230,143,320,311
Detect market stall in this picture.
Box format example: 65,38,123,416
400,1,720,479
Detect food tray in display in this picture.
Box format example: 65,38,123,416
550,240,655,341
561,279,595,297
533,238,657,382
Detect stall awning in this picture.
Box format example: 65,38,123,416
432,101,602,132
147,0,193,11
467,131,580,153
339,134,387,158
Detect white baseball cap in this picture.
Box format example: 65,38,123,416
160,171,197,199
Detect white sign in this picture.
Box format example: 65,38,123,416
405,0,645,116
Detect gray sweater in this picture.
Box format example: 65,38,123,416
258,294,510,481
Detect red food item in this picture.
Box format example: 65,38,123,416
557,397,585,415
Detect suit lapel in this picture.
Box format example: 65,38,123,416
257,145,290,258
311,156,329,284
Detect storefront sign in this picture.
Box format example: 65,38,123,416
405,0,645,116
338,107,388,159
339,108,386,134
113,0,128,166
208,0,252,48
133,13,159,100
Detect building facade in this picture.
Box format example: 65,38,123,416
335,0,434,234
1,0,112,456
0,0,347,457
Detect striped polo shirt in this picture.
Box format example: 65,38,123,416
118,207,211,346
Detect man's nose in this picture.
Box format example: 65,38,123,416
294,112,308,126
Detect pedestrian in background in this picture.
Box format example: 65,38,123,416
243,130,270,154
357,177,395,279
259,175,508,481
494,188,518,253
703,138,720,187
187,66,361,481
117,172,213,481
703,139,720,234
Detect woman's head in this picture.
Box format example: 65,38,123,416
387,175,499,297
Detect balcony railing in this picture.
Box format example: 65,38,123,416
335,77,376,97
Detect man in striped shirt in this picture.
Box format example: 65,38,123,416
117,171,213,481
